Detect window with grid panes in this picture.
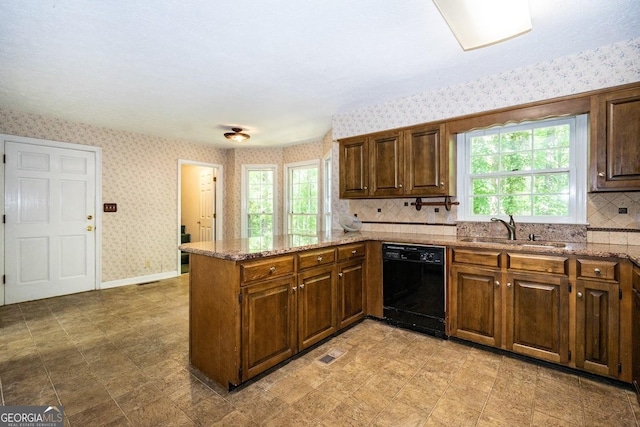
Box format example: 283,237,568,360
458,115,587,223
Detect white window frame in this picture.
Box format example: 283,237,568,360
456,114,588,224
241,164,277,238
322,152,332,232
284,160,320,235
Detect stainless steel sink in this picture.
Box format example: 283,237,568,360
459,237,566,248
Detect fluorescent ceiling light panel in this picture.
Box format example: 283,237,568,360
433,0,532,51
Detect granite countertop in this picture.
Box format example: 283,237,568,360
179,230,640,266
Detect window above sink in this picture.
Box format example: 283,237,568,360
456,115,588,224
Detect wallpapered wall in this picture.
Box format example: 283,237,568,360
0,109,228,283
332,37,640,236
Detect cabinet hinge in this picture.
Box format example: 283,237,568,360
568,283,572,293
238,293,243,304
568,350,571,361
620,289,623,300
619,363,623,374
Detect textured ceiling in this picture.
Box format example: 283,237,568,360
0,0,639,148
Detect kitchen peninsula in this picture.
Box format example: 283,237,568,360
180,231,640,390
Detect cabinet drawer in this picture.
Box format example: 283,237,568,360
507,253,568,275
577,258,619,281
298,248,336,270
241,255,295,284
337,243,366,261
452,248,501,267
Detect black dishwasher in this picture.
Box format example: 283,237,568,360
382,243,446,337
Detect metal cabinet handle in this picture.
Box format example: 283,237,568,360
338,272,343,278
598,172,605,177
399,184,403,188
495,281,500,287
594,268,601,275
440,182,445,187
364,186,368,190
269,266,276,273
578,292,583,298
292,286,297,292
317,256,323,262
299,284,305,289
507,282,512,287
351,250,357,254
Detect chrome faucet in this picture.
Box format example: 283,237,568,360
491,215,517,240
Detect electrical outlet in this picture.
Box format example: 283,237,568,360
377,208,381,212
434,208,440,213
619,207,628,214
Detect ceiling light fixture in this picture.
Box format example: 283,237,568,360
224,127,250,142
433,0,532,51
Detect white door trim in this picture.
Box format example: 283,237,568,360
1,134,102,305
177,160,223,272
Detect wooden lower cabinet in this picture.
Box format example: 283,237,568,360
449,264,502,347
241,276,297,382
337,258,365,329
506,272,569,364
575,279,620,377
297,265,337,350
450,250,631,382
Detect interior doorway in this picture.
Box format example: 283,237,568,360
178,160,223,274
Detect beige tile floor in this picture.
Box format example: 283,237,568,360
1,273,639,426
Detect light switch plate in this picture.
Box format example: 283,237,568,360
104,203,117,213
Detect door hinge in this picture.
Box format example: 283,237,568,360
213,213,216,219
2,154,5,163
619,363,623,374
2,275,5,285
2,214,5,224
213,176,217,182
238,293,243,304
568,350,571,361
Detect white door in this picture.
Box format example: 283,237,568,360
198,168,215,241
5,141,96,304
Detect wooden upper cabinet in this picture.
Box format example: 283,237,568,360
404,124,449,196
339,136,369,198
370,131,403,197
338,123,454,199
591,86,640,191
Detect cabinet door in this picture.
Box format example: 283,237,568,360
506,272,569,364
449,265,502,347
592,87,640,191
370,132,404,197
575,279,620,377
337,259,365,329
339,136,369,198
241,276,296,381
297,265,337,350
404,125,447,196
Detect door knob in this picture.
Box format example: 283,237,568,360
577,292,583,298
87,226,93,231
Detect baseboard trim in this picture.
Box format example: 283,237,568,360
101,271,179,289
